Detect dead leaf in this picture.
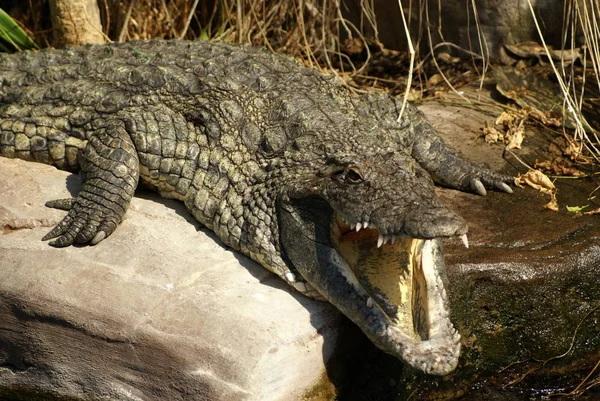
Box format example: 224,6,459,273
505,119,525,150
534,159,586,177
495,111,516,127
544,192,559,212
436,52,460,63
527,108,562,127
504,42,547,58
514,169,556,195
482,122,504,143
427,74,444,87
564,140,583,161
584,207,600,215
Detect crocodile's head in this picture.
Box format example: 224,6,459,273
278,145,467,375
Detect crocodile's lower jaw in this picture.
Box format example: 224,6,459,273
332,216,461,375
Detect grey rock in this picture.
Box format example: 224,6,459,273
0,157,339,401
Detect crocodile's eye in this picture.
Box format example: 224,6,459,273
331,166,364,184
345,166,364,184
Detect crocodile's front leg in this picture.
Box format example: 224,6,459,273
43,121,140,247
409,107,513,196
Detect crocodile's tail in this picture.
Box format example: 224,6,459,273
0,120,87,171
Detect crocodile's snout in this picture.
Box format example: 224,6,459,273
279,195,462,375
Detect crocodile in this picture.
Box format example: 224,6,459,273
0,39,513,376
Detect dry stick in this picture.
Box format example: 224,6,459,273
423,0,470,104
236,0,242,43
505,301,600,388
564,2,586,121
335,0,367,76
118,0,134,42
216,1,235,39
101,0,110,38
395,0,416,123
335,14,372,76
568,1,587,133
572,2,600,153
247,2,274,52
581,0,600,91
321,0,335,72
158,0,177,38
414,41,485,72
180,0,200,39
469,0,490,100
295,0,317,68
567,358,600,396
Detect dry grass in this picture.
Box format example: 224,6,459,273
8,0,492,94
526,0,600,165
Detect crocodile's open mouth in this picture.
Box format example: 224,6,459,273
333,218,436,342
329,214,461,375
278,197,462,375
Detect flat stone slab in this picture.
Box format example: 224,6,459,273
0,157,339,401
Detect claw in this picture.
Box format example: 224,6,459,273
42,215,73,241
499,182,513,194
470,178,487,196
49,232,76,247
91,231,107,245
45,198,75,211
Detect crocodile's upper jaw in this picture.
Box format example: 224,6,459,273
278,197,461,376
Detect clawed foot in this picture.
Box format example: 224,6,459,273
467,174,513,196
42,196,121,247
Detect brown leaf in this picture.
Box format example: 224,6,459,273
564,140,583,161
495,111,516,127
527,108,562,127
505,119,525,150
514,169,556,195
544,192,559,211
482,122,504,143
534,159,586,177
427,74,444,87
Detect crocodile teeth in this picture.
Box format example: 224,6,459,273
285,272,296,283
363,221,369,228
460,234,469,248
366,297,374,308
377,234,384,248
391,235,396,245
350,222,356,230
356,222,362,232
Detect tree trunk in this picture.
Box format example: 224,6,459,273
49,0,105,47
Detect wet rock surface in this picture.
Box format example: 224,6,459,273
426,101,600,400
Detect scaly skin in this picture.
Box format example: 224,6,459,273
0,39,513,375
